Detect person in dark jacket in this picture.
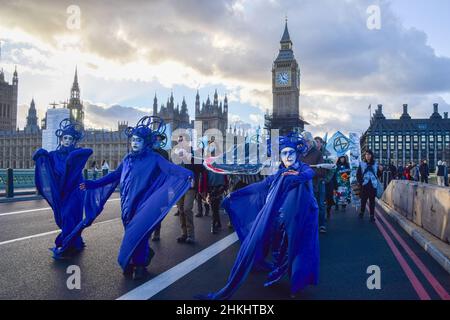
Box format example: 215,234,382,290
300,132,327,233
173,135,204,244
388,162,397,182
201,170,228,234
419,160,429,183
436,160,445,187
356,150,382,222
443,161,449,187
397,165,404,180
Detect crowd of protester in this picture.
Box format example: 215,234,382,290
382,159,449,187
85,134,448,246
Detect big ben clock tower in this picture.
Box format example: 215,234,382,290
265,19,306,135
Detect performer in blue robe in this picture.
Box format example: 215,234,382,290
80,116,193,280
200,134,319,299
33,119,93,259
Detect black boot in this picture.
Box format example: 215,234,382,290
359,211,364,219
147,248,155,265
133,266,147,280
211,224,217,234
370,215,376,222
123,264,134,278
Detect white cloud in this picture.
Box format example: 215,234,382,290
249,113,263,124
229,113,241,123
1,0,449,134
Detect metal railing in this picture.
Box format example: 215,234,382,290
0,169,36,197
0,168,114,199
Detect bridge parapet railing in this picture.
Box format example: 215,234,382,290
0,169,36,191
0,168,115,198
382,180,450,243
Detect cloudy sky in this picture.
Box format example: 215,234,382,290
0,0,449,136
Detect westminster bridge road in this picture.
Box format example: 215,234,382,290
0,194,448,300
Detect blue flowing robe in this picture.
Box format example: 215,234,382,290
33,146,93,258
84,149,193,270
203,162,319,299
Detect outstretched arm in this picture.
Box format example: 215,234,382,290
156,154,193,180
80,163,123,190
283,163,315,180
33,148,49,161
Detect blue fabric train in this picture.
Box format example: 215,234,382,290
199,133,319,299
33,118,93,259
82,116,193,277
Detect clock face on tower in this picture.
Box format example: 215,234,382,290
276,71,290,86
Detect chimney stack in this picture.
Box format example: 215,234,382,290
377,104,382,112
444,112,448,119
403,104,408,114
433,103,439,113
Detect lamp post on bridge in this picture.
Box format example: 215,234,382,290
5,168,14,198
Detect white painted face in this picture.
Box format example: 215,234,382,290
131,135,145,153
280,147,297,168
61,135,74,147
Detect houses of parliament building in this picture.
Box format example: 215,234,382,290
0,65,228,169
0,20,305,170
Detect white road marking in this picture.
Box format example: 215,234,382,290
0,207,51,217
0,198,121,217
117,232,239,300
0,218,120,246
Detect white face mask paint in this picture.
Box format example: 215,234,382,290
280,147,297,168
131,135,145,153
61,135,74,147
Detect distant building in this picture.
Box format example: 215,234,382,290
67,67,84,125
0,65,230,169
0,130,41,169
361,103,450,169
0,66,18,132
41,68,84,129
24,98,40,134
153,92,190,130
0,98,41,169
195,89,228,136
80,122,129,169
265,20,307,135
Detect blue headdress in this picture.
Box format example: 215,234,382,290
124,116,167,149
55,118,84,145
267,132,308,157
279,133,308,154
